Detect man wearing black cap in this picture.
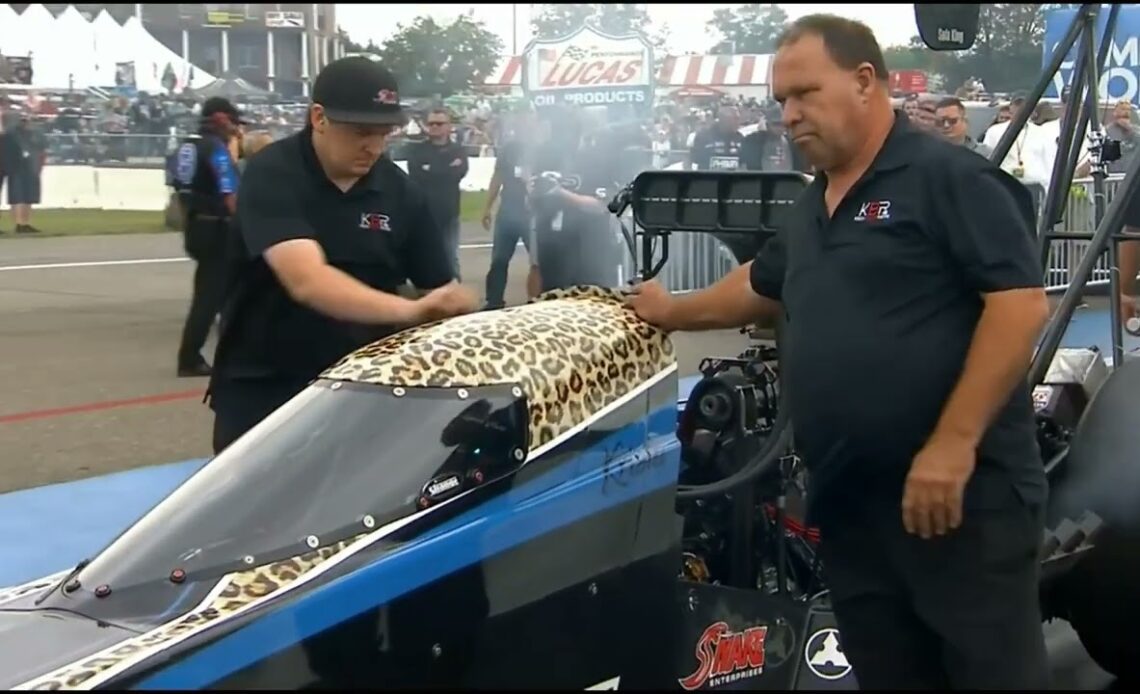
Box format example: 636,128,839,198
207,56,476,454
171,96,245,377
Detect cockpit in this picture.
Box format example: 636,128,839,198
45,381,527,621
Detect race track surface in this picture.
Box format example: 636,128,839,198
0,227,748,494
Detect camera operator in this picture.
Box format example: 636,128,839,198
628,15,1049,690
527,106,628,292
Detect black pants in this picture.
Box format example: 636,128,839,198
178,217,229,366
209,377,309,455
816,486,1049,690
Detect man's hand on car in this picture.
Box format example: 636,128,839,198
416,281,479,322
624,280,677,332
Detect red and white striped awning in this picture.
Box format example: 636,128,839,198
656,54,771,87
482,53,771,88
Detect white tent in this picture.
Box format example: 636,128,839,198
90,9,130,87
0,5,24,59
121,16,215,92
13,4,54,72
36,5,100,90
0,6,215,92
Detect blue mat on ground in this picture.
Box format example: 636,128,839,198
0,458,207,586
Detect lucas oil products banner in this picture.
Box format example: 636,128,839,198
522,24,655,110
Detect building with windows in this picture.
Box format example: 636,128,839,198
6,3,342,97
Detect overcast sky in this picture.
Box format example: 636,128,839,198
335,3,917,56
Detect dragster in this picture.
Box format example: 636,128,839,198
1,3,1139,689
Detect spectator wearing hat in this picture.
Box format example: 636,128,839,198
206,56,476,454
170,96,246,377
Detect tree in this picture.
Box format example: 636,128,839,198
337,28,377,56
373,15,504,98
957,3,1046,92
530,3,666,46
706,4,789,54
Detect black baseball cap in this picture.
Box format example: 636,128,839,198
312,56,408,127
201,96,247,125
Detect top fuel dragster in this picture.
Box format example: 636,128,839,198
1,3,1139,689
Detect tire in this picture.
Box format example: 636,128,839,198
1055,525,1140,680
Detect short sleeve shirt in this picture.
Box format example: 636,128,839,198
215,126,454,383
749,113,1046,521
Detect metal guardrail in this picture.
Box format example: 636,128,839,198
1041,174,1129,292
43,133,176,167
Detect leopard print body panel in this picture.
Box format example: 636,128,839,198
321,286,677,453
14,534,369,691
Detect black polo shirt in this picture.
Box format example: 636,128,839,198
691,125,745,170
750,113,1047,523
214,126,454,384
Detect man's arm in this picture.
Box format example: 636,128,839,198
207,139,238,216
665,231,786,331
449,144,470,181
929,165,1050,446
405,142,427,188
237,159,423,325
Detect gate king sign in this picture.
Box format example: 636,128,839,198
522,24,654,110
1043,5,1140,106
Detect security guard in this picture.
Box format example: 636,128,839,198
628,15,1050,690
172,97,245,377
207,57,477,454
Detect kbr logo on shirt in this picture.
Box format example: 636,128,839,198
360,212,391,232
854,200,891,222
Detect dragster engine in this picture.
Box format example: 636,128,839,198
673,333,820,602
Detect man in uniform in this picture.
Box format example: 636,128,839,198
172,97,245,377
407,107,469,279
628,14,1050,690
688,105,745,171
208,57,477,454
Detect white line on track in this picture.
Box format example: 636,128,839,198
0,242,498,272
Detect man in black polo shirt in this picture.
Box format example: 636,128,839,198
406,107,468,279
688,105,745,171
628,15,1050,690
208,57,477,454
